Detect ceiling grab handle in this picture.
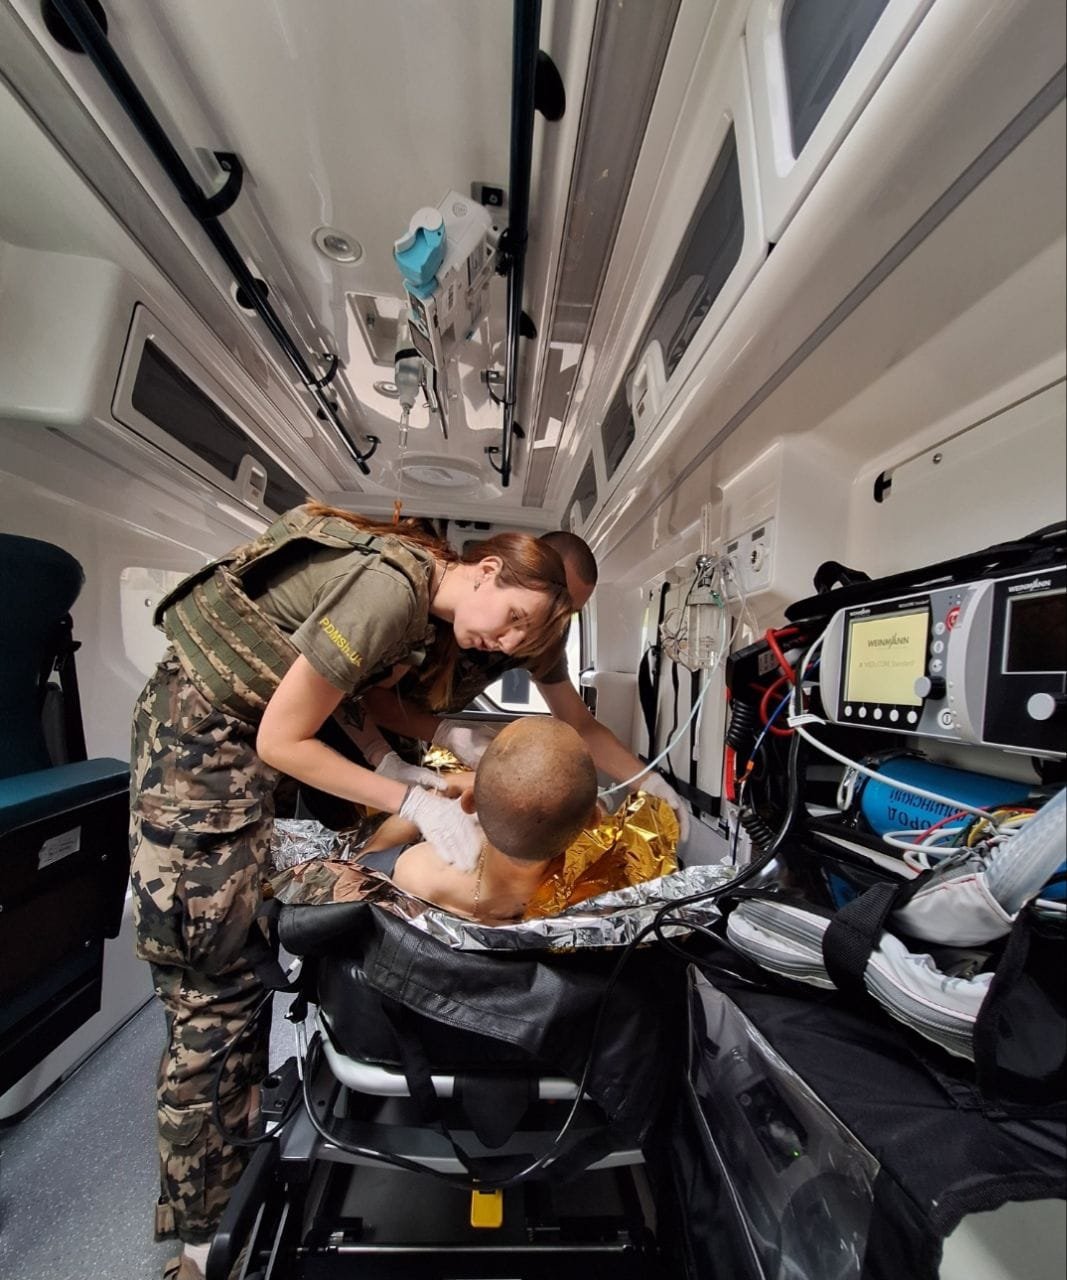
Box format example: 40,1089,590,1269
496,0,543,489
47,0,378,475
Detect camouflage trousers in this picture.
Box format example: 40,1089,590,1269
130,652,279,1245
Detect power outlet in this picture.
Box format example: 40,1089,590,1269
723,519,774,599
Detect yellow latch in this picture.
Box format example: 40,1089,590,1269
470,1187,504,1229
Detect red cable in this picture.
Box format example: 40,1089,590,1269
764,627,798,684
914,809,972,840
759,673,794,737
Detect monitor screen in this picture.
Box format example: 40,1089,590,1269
845,609,929,707
1005,590,1066,674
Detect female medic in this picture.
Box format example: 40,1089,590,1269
129,501,570,1279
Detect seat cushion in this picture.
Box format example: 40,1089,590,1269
0,758,129,834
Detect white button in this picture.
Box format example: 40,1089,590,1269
930,658,943,673
873,708,883,720
858,706,867,718
934,621,946,636
844,705,853,716
889,709,899,722
907,710,918,724
932,640,944,654
938,709,954,729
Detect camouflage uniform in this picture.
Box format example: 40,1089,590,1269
131,652,278,1243
129,508,437,1244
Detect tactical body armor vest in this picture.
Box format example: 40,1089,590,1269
155,507,433,721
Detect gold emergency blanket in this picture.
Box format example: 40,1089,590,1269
524,792,679,919
270,792,679,918
421,745,471,776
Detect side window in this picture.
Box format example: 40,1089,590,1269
600,383,635,482
479,616,583,713
120,313,312,514
782,0,891,155
645,126,744,381
264,472,308,514
132,341,245,480
747,0,923,241
127,337,306,515
601,125,747,483
572,454,598,523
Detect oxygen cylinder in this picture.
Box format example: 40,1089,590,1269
856,755,1030,836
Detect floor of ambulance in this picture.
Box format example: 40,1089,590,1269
0,997,301,1280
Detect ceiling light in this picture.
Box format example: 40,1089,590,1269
401,455,482,491
313,226,363,263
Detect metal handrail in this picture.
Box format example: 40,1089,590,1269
49,0,378,473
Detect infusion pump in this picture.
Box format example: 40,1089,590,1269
819,565,1066,758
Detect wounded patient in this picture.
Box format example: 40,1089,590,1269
274,718,679,923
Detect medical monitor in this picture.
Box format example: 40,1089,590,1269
844,609,929,708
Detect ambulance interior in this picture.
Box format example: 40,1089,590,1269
0,1,1065,1278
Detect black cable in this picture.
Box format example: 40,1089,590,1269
665,660,682,789
724,697,759,754
300,1031,491,1186
210,990,304,1149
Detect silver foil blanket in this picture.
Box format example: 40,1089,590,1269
270,818,368,871
413,863,734,952
269,819,735,952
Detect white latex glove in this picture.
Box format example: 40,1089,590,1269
399,786,483,871
374,751,448,792
431,719,502,769
639,772,690,844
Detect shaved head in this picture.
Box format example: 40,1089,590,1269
539,531,597,610
474,718,597,861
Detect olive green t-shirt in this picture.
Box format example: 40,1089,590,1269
252,542,436,697
396,623,572,714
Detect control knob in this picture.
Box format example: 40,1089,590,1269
1026,692,1067,722
914,675,946,701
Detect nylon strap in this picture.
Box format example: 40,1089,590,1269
821,881,904,1000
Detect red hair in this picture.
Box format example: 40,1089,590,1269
422,532,572,708
301,505,572,710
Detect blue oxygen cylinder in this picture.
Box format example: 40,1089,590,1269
856,756,1031,836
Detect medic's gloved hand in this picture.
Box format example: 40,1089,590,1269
399,786,483,872
431,719,501,769
639,772,691,844
375,751,448,792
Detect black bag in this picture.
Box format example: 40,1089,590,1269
278,900,686,1146
679,954,1066,1280
762,819,1067,1116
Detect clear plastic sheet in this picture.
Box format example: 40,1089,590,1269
689,976,878,1280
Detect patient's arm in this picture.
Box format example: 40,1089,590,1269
358,769,476,854
360,813,420,853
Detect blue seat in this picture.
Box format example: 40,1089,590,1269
0,534,130,1098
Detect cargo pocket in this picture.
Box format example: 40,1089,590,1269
157,1102,213,1240
133,793,269,974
